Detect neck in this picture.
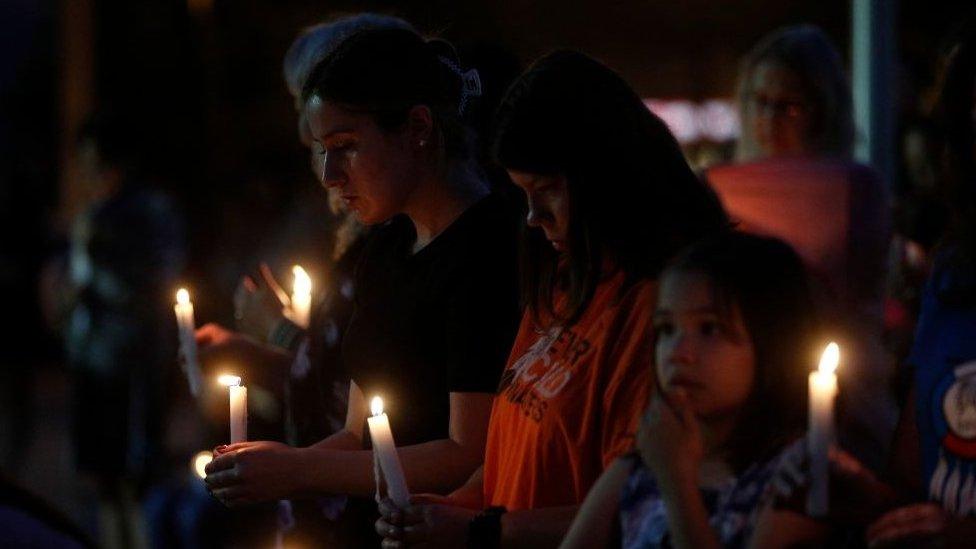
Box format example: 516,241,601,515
403,158,489,252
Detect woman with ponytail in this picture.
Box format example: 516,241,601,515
203,28,522,532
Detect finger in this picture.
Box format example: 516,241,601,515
206,451,237,474
260,263,291,306
401,521,432,543
866,504,942,542
378,498,402,524
402,504,428,526
668,388,697,427
375,518,404,541
211,486,248,506
204,468,241,489
195,323,226,346
242,275,257,293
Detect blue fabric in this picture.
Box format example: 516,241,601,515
619,441,801,548
911,250,976,515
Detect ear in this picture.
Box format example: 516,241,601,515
405,105,434,149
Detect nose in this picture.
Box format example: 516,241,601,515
525,197,551,229
665,332,696,366
320,153,346,190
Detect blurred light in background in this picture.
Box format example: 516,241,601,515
192,451,212,479
645,98,740,144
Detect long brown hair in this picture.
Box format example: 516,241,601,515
493,51,728,327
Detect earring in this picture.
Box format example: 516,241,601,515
418,139,427,147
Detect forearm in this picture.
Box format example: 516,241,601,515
659,479,720,549
501,506,579,549
309,428,363,451
297,437,483,497
447,466,484,509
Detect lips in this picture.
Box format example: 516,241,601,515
667,375,705,390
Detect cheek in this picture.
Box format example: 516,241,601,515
697,346,755,413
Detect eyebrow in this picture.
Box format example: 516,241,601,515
314,127,356,143
653,306,718,317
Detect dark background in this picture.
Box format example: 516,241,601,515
0,0,969,540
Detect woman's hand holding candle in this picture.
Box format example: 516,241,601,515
375,494,477,549
204,441,301,507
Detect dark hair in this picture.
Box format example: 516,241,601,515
662,231,822,472
77,112,144,174
283,14,414,100
302,28,472,159
932,23,976,305
736,25,853,160
493,50,728,326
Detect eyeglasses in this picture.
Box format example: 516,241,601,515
749,94,809,119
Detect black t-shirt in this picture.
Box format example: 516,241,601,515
343,193,521,447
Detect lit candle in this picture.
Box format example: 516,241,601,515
174,288,202,396
807,342,839,516
219,374,248,444
290,265,312,329
366,396,410,508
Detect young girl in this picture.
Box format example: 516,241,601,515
375,50,727,547
562,232,827,548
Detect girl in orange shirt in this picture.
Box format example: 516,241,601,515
376,50,727,548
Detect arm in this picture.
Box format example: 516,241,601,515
307,379,367,451
501,506,580,549
206,388,493,503
298,390,493,496
748,507,826,549
447,465,485,509
559,458,629,549
657,478,721,549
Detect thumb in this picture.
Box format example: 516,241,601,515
669,389,697,429
260,263,290,307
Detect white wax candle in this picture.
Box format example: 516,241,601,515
219,374,248,443
174,288,202,396
366,396,410,508
807,342,839,516
290,265,312,329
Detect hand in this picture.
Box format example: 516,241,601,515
375,494,476,548
770,444,901,524
636,389,703,489
204,441,302,507
234,263,289,341
866,503,948,547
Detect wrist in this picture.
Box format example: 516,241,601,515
468,506,506,549
655,463,698,495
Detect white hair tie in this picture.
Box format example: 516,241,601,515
438,55,482,115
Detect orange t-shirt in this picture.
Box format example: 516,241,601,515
483,271,656,510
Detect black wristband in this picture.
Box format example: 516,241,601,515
467,506,506,549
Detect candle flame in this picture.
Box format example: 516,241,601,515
218,374,242,387
192,451,212,479
176,288,190,305
371,396,384,416
293,265,312,296
818,342,840,375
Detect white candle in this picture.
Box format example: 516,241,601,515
174,288,202,396
807,342,839,516
366,396,410,508
219,374,248,444
290,265,312,329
